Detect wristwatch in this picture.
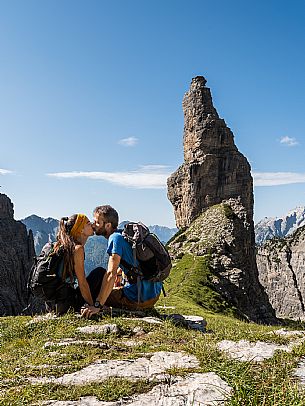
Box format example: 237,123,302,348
94,300,103,309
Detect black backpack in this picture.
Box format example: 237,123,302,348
28,242,66,300
120,222,172,286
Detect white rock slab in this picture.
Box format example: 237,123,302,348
43,373,231,406
155,305,176,309
30,351,200,385
165,314,207,333
270,328,305,337
125,316,163,324
293,357,305,386
125,314,207,332
218,338,304,362
182,315,205,322
44,398,116,406
132,326,146,336
44,338,109,349
27,313,58,325
123,340,144,347
76,324,120,335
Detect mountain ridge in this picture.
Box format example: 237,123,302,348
255,206,305,245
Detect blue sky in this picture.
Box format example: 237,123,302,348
1,0,305,226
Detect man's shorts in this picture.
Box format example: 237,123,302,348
105,287,159,310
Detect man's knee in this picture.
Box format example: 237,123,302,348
87,267,106,298
87,267,107,285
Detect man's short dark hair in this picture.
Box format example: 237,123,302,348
94,205,119,229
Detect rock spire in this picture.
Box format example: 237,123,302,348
167,76,253,228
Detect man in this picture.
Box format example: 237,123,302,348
81,205,162,318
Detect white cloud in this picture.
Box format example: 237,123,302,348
253,172,305,186
280,136,299,146
47,165,171,189
0,168,12,175
118,136,138,147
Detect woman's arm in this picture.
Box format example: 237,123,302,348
73,245,94,306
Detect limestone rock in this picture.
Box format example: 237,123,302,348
257,226,305,320
270,328,305,337
43,373,232,406
167,76,253,229
126,316,163,324
132,326,146,336
125,314,207,332
76,324,120,335
164,314,207,332
293,358,305,387
0,193,36,315
43,338,109,349
217,337,305,362
27,313,58,325
30,351,200,385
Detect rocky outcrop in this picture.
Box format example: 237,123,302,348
167,76,275,323
167,202,275,323
167,76,253,228
0,193,35,315
257,226,305,320
255,206,305,245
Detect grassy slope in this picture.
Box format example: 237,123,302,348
163,253,238,317
164,203,245,319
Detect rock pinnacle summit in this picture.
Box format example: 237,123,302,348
168,76,253,229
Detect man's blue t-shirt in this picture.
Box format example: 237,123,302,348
107,231,162,302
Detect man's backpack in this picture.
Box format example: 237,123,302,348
120,222,172,286
28,242,65,301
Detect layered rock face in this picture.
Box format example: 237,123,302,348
0,193,35,315
257,227,305,320
167,76,275,323
167,76,253,228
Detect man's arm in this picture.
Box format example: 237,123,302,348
81,253,121,318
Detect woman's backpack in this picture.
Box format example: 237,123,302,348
28,243,65,300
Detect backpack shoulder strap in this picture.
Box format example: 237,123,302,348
119,257,133,272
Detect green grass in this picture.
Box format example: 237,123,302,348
1,378,156,406
1,310,305,405
163,253,238,317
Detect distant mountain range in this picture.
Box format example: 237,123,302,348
255,206,305,245
20,215,177,274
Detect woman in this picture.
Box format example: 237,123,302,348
46,213,103,315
